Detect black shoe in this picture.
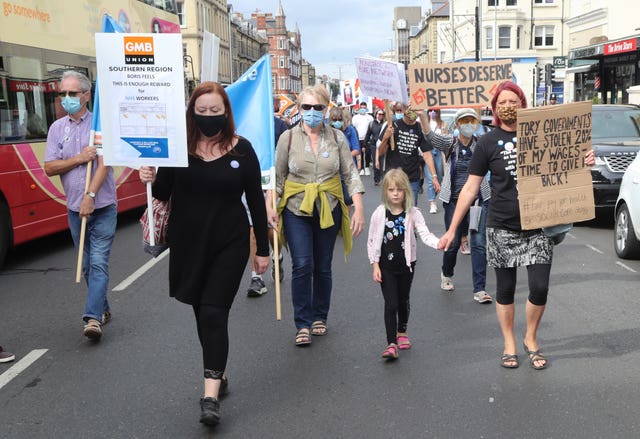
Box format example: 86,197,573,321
247,277,267,297
200,397,221,425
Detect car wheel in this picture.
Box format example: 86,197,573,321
614,203,640,259
0,201,11,268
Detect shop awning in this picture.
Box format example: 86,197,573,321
565,64,598,74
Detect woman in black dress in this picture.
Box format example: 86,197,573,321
139,82,269,426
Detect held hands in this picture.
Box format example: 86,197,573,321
79,146,97,164
139,166,156,184
437,230,455,251
372,264,382,283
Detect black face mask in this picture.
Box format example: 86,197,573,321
193,114,226,137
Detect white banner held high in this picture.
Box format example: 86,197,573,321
355,56,408,104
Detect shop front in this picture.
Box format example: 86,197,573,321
569,35,640,104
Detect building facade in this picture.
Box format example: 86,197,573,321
229,12,269,82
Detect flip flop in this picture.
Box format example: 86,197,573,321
295,328,311,346
397,335,411,350
311,321,327,336
523,342,548,370
500,353,519,368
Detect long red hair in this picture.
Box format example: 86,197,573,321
491,81,528,127
186,81,236,156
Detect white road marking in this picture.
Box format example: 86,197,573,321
616,261,637,273
586,244,603,254
0,349,48,391
112,249,170,292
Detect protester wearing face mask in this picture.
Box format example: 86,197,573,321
45,70,117,341
437,81,595,371
139,82,270,426
265,84,365,347
351,102,374,176
365,109,386,185
378,101,439,207
421,108,492,305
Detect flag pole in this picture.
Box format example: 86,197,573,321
272,191,281,320
75,131,95,283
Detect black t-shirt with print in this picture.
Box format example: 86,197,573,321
468,127,521,231
385,119,432,182
380,210,407,271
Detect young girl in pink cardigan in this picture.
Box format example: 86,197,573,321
367,169,440,359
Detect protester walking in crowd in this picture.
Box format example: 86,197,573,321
438,81,595,370
351,101,374,176
364,109,386,185
44,70,116,341
266,84,365,347
377,101,440,207
425,109,447,214
421,108,492,304
329,106,361,206
139,82,270,426
368,169,440,359
0,346,15,363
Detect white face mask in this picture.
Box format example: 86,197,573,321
458,123,477,138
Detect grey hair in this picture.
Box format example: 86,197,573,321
298,84,329,107
61,71,92,92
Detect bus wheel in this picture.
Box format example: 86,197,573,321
0,201,11,268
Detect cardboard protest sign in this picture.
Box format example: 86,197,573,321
408,59,512,109
355,57,408,104
517,102,595,229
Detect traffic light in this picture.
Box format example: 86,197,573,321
550,65,557,82
537,65,544,85
545,63,553,84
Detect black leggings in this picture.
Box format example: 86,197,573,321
380,266,414,345
193,304,230,379
494,264,551,306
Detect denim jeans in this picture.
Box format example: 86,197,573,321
442,199,488,293
410,180,421,208
283,205,341,330
425,150,444,202
68,204,117,322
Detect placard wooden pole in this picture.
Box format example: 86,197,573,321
271,191,282,320
384,100,395,150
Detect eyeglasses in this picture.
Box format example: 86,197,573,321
57,90,85,98
300,104,326,111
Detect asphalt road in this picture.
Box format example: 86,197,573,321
1,175,639,438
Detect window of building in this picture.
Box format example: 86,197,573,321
498,26,511,48
279,77,288,90
485,26,493,50
516,26,522,49
506,0,517,5
488,0,498,6
176,0,185,26
277,38,287,50
534,0,554,3
279,57,286,68
534,25,555,47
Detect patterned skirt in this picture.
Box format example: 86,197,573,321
486,227,553,268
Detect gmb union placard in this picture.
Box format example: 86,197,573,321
95,33,188,167
408,60,512,109
516,102,595,229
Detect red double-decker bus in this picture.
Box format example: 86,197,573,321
0,0,181,266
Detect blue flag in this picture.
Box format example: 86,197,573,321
92,14,124,150
226,54,275,189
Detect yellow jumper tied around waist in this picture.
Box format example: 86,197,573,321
277,174,353,257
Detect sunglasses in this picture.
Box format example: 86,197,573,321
300,104,326,111
57,90,85,98
331,118,342,121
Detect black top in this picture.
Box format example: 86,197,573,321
380,210,407,271
152,137,269,305
468,127,521,231
384,119,432,182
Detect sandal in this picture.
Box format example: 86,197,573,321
523,342,548,370
311,321,328,336
500,353,519,368
381,343,399,359
397,334,411,350
295,328,311,346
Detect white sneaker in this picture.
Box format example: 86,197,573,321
364,167,371,176
359,169,365,176
440,273,454,291
473,291,493,303
429,202,437,214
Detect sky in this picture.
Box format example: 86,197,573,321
228,0,430,79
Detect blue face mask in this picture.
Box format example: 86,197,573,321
331,120,343,129
458,123,477,138
394,113,404,120
302,109,324,128
61,96,82,114
359,108,366,115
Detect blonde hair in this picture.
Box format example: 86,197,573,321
381,169,414,211
298,84,330,107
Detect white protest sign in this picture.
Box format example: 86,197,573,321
355,57,408,104
95,33,188,167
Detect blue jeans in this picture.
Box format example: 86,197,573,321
68,204,117,322
425,150,444,202
442,199,488,293
283,206,341,329
410,180,421,208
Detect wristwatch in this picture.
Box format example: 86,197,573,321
86,191,96,199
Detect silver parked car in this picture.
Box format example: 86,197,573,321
614,154,640,259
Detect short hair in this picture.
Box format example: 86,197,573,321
61,71,91,92
329,106,343,121
298,84,329,107
381,168,414,212
359,102,367,107
491,81,528,126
